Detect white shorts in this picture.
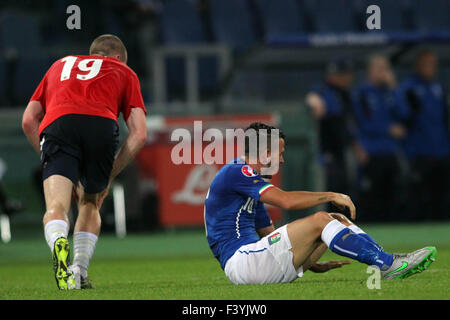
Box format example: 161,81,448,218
224,225,304,284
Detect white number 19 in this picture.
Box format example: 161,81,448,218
60,56,103,81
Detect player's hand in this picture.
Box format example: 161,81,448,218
306,92,327,119
389,123,407,140
74,182,84,203
309,260,351,273
330,193,356,220
353,143,369,165
97,183,111,210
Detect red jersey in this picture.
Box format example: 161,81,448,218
30,55,146,136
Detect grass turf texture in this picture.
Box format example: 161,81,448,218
0,223,449,300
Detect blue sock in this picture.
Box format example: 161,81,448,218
329,228,393,270
348,224,383,251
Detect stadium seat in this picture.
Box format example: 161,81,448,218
0,10,42,56
164,55,219,102
160,0,207,44
411,0,450,31
209,0,257,49
159,0,217,101
356,0,408,32
253,0,306,39
308,0,359,33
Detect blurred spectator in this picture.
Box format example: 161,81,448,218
352,55,407,221
397,49,450,220
0,158,24,216
305,58,361,208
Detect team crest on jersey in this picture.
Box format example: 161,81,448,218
241,165,257,177
268,232,281,245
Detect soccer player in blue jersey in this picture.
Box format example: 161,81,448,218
204,122,436,284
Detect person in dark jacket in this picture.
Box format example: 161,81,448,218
396,49,450,220
306,58,363,210
352,55,407,221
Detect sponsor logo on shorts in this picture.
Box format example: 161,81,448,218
268,232,281,246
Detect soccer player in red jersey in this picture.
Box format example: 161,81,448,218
22,34,147,290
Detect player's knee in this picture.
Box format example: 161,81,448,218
79,194,99,208
312,211,333,230
329,212,352,226
45,202,67,218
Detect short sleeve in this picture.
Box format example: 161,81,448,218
30,73,48,111
254,201,272,229
229,164,275,202
122,72,146,121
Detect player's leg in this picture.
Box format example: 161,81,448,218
70,185,100,289
43,174,76,290
301,242,328,271
70,116,119,289
286,212,332,269
43,175,72,237
40,117,85,290
301,213,357,271
288,211,436,279
329,212,382,250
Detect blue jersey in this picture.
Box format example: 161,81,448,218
204,159,274,269
352,82,402,155
396,74,450,158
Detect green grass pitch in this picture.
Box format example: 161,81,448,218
0,223,449,300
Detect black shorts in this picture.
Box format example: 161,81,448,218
40,114,119,194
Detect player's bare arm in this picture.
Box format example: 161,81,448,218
22,100,45,155
260,187,356,220
109,107,147,181
98,107,147,207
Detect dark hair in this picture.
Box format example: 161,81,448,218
244,122,286,156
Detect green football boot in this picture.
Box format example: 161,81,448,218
52,237,76,290
382,246,436,280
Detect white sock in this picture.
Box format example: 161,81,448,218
348,224,365,234
320,219,347,247
44,220,69,251
73,232,98,277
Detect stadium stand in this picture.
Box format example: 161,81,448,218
13,56,53,105
308,0,359,33
253,0,307,39
0,9,42,55
0,0,449,108
411,0,450,31
355,0,409,32
159,0,218,102
160,0,206,45
209,0,257,50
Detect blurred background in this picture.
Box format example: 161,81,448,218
0,0,450,243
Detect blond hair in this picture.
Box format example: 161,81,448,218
89,34,127,63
